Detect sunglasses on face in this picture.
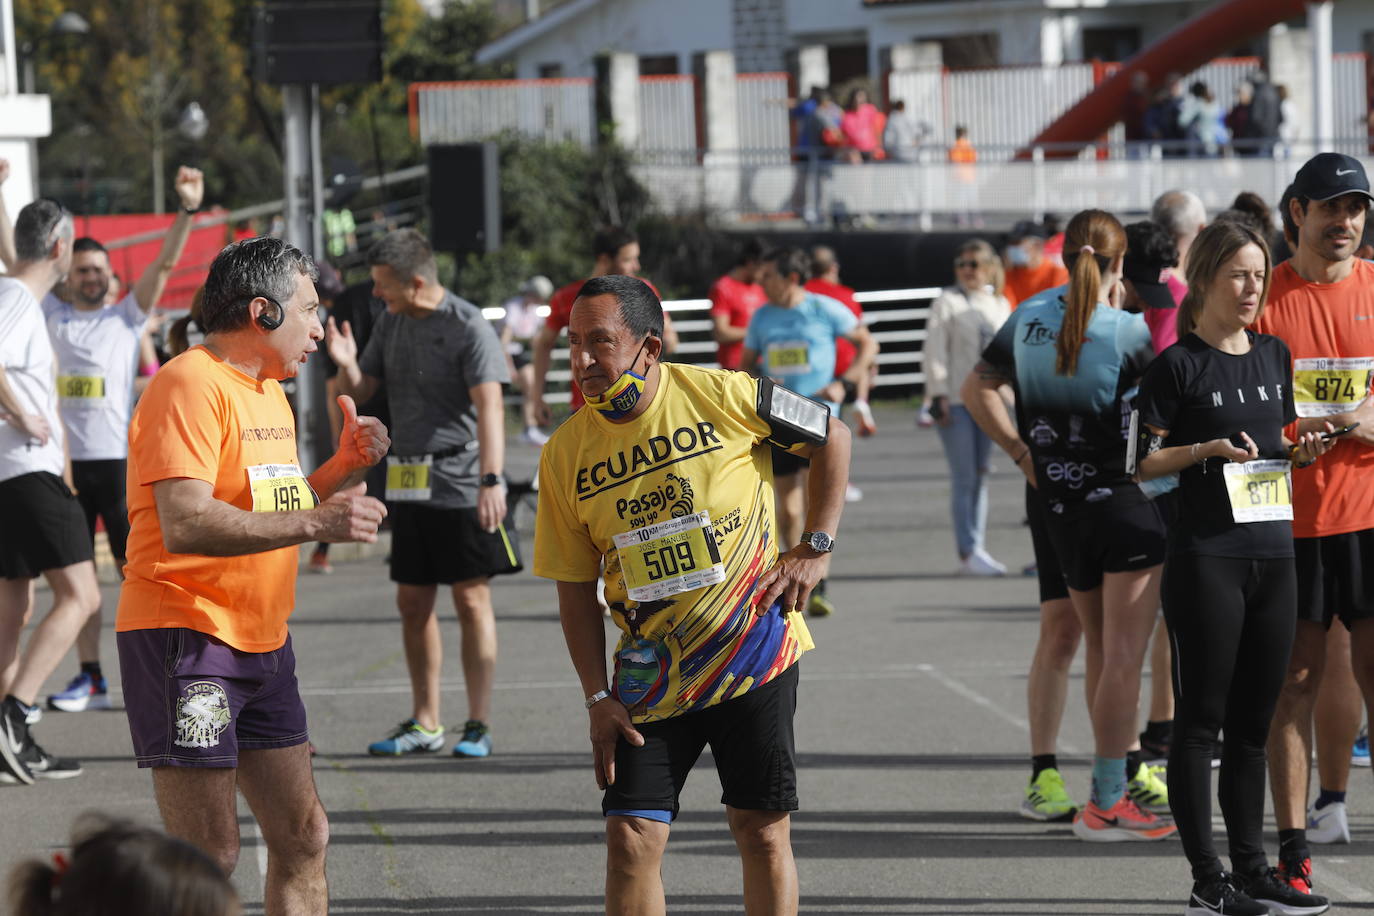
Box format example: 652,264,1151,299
955,260,982,270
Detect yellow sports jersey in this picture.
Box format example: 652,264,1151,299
535,363,814,723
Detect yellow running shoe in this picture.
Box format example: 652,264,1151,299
1127,762,1170,815
1020,767,1078,822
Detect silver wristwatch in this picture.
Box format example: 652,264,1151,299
800,531,836,553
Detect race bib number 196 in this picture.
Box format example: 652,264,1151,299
247,463,318,513
1292,357,1373,418
1222,459,1293,523
614,511,726,602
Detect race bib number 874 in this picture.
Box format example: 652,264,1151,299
1292,357,1373,418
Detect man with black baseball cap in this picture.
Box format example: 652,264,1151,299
1252,151,1374,898
1004,219,1067,307
1122,219,1184,354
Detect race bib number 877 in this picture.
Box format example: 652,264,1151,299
1222,459,1293,524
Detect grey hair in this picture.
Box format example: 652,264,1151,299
1151,190,1208,243
367,228,438,283
14,199,73,262
201,237,318,333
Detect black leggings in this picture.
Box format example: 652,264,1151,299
71,459,129,563
1162,553,1296,880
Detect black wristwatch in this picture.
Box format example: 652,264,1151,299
480,472,503,488
800,531,836,553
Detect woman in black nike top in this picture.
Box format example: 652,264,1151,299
1134,220,1333,916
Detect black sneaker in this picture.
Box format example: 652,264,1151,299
1184,872,1268,916
0,698,35,786
1241,866,1331,916
1139,730,1170,765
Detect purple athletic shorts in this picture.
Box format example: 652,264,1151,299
116,628,309,768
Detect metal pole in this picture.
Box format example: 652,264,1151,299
1309,1,1334,150
282,83,318,471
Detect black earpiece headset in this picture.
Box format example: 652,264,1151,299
256,296,284,331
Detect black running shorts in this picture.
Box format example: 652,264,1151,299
388,503,523,586
770,446,809,478
602,663,800,821
1294,527,1374,630
1042,488,1166,592
0,471,94,579
1025,483,1069,603
71,458,130,562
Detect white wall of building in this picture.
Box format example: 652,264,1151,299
506,0,733,79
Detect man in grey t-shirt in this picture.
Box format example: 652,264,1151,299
327,229,519,759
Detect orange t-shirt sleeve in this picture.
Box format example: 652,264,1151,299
132,372,224,487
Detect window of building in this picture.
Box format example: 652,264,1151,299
639,54,679,76
537,62,563,78
935,33,999,70
1082,26,1142,63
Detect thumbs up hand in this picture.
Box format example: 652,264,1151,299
336,394,389,469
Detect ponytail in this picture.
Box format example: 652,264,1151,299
1176,287,1203,340
1056,209,1127,376
7,861,58,916
1057,250,1104,376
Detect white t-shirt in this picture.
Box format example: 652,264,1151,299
42,291,148,460
0,279,64,482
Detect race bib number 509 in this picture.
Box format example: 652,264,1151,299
613,511,726,602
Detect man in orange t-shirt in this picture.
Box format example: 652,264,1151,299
115,238,390,908
1251,153,1374,893
1003,220,1069,307
528,226,677,422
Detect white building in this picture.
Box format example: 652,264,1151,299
0,0,54,213
478,0,1374,82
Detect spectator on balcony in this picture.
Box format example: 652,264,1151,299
1003,220,1068,308
1124,71,1152,158
1246,70,1282,158
1277,84,1298,158
1144,75,1185,157
949,126,979,227
882,99,928,163
1226,82,1254,155
1180,81,1226,158
840,88,882,164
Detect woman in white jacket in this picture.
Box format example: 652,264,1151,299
924,239,1012,575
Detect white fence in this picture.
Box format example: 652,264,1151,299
516,288,937,404
638,75,698,151
735,72,791,153
410,78,595,146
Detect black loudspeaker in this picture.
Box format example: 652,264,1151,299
427,144,502,257
252,0,382,86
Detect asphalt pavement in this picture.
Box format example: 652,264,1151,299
3,403,1372,915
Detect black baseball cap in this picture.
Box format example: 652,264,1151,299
1291,153,1374,203
1008,219,1047,243
1121,258,1177,313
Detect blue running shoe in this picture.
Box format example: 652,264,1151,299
452,720,492,758
1354,726,1370,768
46,672,111,712
367,719,444,756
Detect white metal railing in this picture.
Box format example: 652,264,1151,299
735,73,790,151
489,287,940,405
639,75,698,151
632,140,1374,222
411,78,595,146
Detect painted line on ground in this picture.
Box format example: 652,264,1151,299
914,662,1083,756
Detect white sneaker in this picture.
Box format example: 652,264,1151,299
961,548,1006,577
522,426,549,446
1307,800,1350,844
845,483,863,502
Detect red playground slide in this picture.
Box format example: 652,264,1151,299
1022,0,1315,159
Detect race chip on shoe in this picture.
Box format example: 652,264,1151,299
612,510,726,602
386,454,433,501
247,463,318,513
1291,357,1372,418
1221,460,1294,524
